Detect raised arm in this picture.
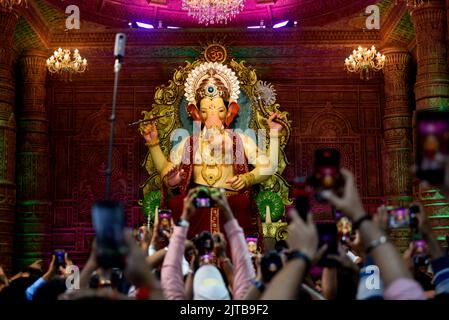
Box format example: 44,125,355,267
211,189,255,299
322,169,425,300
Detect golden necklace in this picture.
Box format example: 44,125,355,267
200,128,224,186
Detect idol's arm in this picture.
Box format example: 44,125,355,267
239,130,279,187
147,143,173,178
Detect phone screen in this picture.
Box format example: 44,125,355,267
195,197,211,208
91,201,128,269
246,237,258,255
316,223,339,267
416,111,449,185
334,210,353,242
54,249,66,268
295,195,310,221
409,205,420,230
413,239,428,257
313,148,342,190
387,207,410,229
158,209,172,234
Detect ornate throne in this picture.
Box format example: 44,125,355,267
138,42,292,242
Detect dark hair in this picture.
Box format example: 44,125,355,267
193,231,214,256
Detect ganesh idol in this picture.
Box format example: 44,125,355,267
141,62,285,246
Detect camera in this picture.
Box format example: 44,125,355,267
193,186,216,208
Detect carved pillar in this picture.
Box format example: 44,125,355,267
411,0,449,247
382,48,413,200
15,49,50,268
0,9,18,274
411,0,449,110
382,48,413,251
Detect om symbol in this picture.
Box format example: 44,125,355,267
204,44,227,63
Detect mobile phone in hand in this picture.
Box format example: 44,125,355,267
409,205,420,230
334,209,353,243
54,249,66,268
91,201,128,269
316,222,339,267
309,148,344,202
416,110,449,185
387,207,410,229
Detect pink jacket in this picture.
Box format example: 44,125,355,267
161,218,255,300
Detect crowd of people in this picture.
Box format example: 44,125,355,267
1,167,449,301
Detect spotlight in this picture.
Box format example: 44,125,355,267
273,20,289,29
136,22,154,29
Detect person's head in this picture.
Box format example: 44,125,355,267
193,231,214,258
193,265,230,300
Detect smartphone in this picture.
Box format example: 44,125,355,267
194,187,214,208
316,223,339,267
295,195,310,222
416,110,449,185
54,249,66,268
91,201,128,269
261,250,283,283
413,239,428,257
387,207,410,229
334,209,353,242
158,209,172,236
309,148,344,203
409,205,420,230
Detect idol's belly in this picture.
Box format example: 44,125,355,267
192,164,237,190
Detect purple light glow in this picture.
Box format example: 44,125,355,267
273,20,289,29
136,22,154,29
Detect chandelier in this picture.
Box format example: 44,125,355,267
345,45,385,80
395,0,428,9
0,0,27,9
181,0,245,26
46,48,88,81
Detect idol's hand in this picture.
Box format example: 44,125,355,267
226,175,245,191
141,121,159,143
165,166,184,187
267,112,286,131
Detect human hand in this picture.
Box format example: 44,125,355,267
286,209,318,261
321,169,365,220
327,244,359,272
124,229,154,288
58,253,74,278
43,255,57,281
213,233,227,258
373,205,389,233
347,231,364,259
180,188,198,222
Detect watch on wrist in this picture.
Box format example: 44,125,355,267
175,219,190,228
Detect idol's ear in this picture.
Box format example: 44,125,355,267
225,101,240,128
187,103,201,121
